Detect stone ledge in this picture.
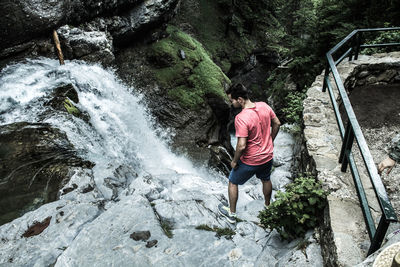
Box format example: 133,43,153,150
303,52,400,266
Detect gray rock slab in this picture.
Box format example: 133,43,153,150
55,195,165,266
0,200,100,266
153,199,226,229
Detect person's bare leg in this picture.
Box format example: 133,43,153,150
262,180,272,206
228,181,238,213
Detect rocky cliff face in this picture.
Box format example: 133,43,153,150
0,0,140,50
0,0,286,234
0,0,179,63
0,0,235,174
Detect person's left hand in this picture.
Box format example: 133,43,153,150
231,161,238,170
378,157,396,175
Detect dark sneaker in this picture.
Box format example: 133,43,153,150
218,203,237,223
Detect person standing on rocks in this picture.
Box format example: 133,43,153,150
218,83,281,223
378,134,400,175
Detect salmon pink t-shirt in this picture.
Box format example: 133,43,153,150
235,102,276,165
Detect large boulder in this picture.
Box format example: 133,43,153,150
98,0,180,46
0,0,179,52
0,122,93,226
0,0,138,50
57,25,115,66
51,0,179,65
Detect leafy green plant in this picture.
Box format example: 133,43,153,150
281,91,306,124
258,176,327,240
362,23,400,55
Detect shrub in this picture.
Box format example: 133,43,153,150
362,23,400,55
281,91,306,124
258,176,327,240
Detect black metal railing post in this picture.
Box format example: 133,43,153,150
339,122,351,163
367,217,390,256
348,37,356,61
340,122,355,172
354,32,362,60
322,63,330,92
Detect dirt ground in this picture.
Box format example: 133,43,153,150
346,84,400,217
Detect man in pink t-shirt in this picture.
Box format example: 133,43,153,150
218,83,281,223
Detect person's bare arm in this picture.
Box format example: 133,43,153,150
231,137,247,169
271,117,281,141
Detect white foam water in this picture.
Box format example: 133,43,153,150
0,58,225,200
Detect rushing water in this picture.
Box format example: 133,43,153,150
0,58,225,202
0,58,314,266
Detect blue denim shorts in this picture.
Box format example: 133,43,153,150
229,159,273,185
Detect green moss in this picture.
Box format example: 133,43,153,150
195,224,236,239
220,59,231,74
195,224,214,231
297,239,311,251
215,227,236,238
168,85,204,107
148,25,229,109
161,220,173,238
63,98,81,116
250,84,263,98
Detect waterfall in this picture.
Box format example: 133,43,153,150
0,58,313,266
0,58,225,201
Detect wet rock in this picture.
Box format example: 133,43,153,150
209,145,232,176
61,184,78,195
146,239,158,248
102,0,180,46
130,230,151,241
57,25,115,66
44,84,90,122
0,127,308,266
0,122,91,225
81,184,94,193
0,0,141,51
105,164,139,200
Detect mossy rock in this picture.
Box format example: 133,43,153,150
170,0,284,73
147,25,230,109
45,84,90,122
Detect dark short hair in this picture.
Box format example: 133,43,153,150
226,83,248,100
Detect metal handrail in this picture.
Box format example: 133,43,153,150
322,27,400,255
